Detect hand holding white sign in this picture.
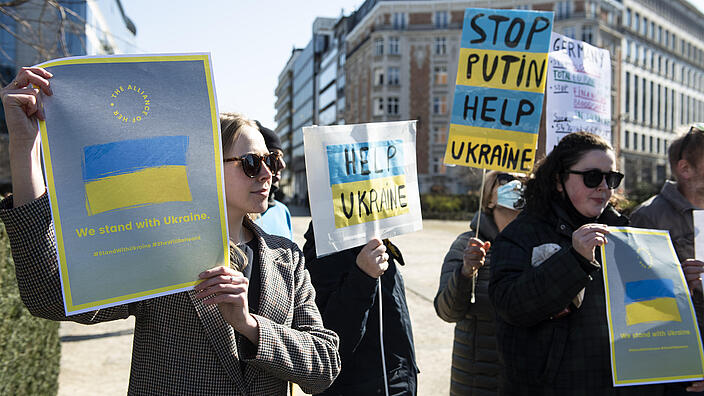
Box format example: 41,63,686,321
356,238,389,279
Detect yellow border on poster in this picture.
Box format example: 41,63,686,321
601,227,704,385
38,54,228,313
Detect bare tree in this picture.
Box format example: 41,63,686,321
0,0,88,85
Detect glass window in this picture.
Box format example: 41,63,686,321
634,132,639,151
434,37,447,55
388,67,400,85
433,96,448,115
374,97,385,116
563,26,576,39
392,13,406,30
389,37,400,55
582,26,593,44
387,97,399,115
635,13,640,32
434,11,449,28
374,38,384,56
374,67,384,86
318,104,337,126
555,1,571,20
434,65,448,85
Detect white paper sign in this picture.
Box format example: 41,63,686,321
546,33,611,153
303,121,423,257
695,211,704,261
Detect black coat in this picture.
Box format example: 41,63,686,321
303,222,418,395
489,204,665,395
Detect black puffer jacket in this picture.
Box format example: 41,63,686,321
489,204,666,395
434,211,502,396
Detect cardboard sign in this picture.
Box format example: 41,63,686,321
602,227,704,386
36,54,228,315
546,33,611,153
444,8,553,172
304,121,422,257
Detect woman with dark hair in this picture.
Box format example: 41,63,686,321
488,132,666,394
434,170,522,395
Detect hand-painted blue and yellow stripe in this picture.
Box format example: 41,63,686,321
625,278,682,326
82,136,192,215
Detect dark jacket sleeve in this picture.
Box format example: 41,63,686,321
434,231,493,322
488,220,599,327
302,223,379,365
0,194,134,324
629,206,656,229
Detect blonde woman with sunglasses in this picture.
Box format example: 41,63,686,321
0,67,340,395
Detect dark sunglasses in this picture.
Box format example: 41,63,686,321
496,173,516,185
677,123,704,162
223,152,282,178
566,169,624,189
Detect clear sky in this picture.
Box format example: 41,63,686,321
120,0,365,130
121,0,704,130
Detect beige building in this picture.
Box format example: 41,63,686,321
341,0,704,193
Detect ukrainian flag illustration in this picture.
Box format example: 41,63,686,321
625,279,682,326
82,136,192,216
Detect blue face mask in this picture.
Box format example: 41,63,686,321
496,180,523,210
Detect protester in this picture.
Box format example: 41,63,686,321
630,123,704,395
0,67,340,395
488,132,668,394
434,171,521,395
303,223,418,395
253,120,293,240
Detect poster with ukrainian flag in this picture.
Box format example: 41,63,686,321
303,121,422,257
36,54,228,315
444,8,553,172
602,227,704,385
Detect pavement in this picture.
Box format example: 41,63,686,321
57,209,470,395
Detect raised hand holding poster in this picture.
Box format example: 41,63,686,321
304,121,422,257
444,8,553,172
37,54,228,315
602,227,704,386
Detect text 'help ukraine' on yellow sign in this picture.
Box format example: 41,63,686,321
445,8,553,172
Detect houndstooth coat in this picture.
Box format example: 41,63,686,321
0,194,341,396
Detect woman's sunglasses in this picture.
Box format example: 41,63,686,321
223,152,282,178
566,169,624,189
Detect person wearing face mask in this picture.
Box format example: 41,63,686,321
488,132,668,395
434,171,522,395
253,121,293,240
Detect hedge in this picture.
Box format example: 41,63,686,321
420,193,479,220
0,222,60,395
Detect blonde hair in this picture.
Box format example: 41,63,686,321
220,112,259,268
229,240,249,272
220,112,258,153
